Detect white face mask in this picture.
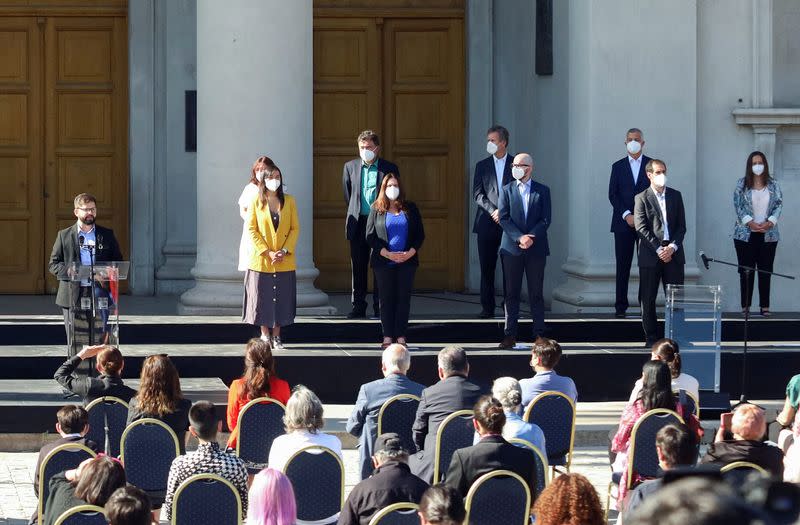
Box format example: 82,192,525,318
385,186,400,201
512,166,526,180
255,171,266,182
752,163,765,176
486,141,499,155
265,179,281,192
626,140,642,155
652,174,667,188
360,148,376,163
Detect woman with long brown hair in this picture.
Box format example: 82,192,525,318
238,156,273,272
226,338,291,449
43,455,127,525
126,354,192,453
366,173,424,348
243,159,299,350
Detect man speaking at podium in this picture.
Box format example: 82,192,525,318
49,193,123,356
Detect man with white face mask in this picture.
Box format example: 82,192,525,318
343,130,400,319
496,153,551,349
472,125,513,319
634,159,686,347
608,128,652,318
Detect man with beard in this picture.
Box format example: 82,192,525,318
49,193,123,360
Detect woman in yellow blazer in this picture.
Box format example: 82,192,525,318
243,160,299,350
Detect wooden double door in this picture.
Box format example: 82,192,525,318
0,8,128,293
313,8,465,291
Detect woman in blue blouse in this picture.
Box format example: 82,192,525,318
366,173,425,348
732,151,783,316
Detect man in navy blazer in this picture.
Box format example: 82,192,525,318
497,153,551,349
346,344,425,480
472,125,513,318
608,128,651,317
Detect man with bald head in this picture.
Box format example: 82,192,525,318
496,153,551,349
701,403,784,477
347,344,425,480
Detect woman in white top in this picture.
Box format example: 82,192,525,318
628,338,699,403
267,385,342,473
237,156,271,271
732,151,783,316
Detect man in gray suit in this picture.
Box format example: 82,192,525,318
343,130,400,319
634,159,686,346
346,344,425,480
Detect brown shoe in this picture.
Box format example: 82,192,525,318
498,336,516,349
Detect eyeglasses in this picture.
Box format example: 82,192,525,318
77,207,96,213
511,164,530,168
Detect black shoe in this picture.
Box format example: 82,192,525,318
615,311,626,319
347,309,367,319
371,308,381,319
478,310,493,319
498,336,516,349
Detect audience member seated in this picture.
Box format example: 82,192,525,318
247,468,297,525
611,361,702,504
54,345,136,403
628,338,699,403
126,354,192,453
267,385,343,472
701,403,783,478
623,423,698,520
484,376,546,457
162,401,248,522
338,433,429,525
43,455,126,525
443,395,537,498
776,373,800,452
105,486,153,525
226,338,291,450
346,344,425,480
532,473,604,525
519,338,577,406
417,485,465,525
784,411,800,482
409,346,483,483
31,405,99,524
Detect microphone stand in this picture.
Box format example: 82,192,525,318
701,254,794,405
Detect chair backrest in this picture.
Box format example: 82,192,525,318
720,461,768,475
523,391,576,468
377,394,421,454
38,443,97,525
433,410,475,484
53,504,107,525
235,396,286,470
507,437,548,497
464,470,531,525
367,502,420,525
627,409,684,490
85,396,130,457
171,473,243,525
282,445,344,523
681,390,700,418
120,418,180,492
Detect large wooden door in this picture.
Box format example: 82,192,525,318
313,7,465,291
0,4,128,294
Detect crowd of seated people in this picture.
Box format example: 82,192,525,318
32,337,800,525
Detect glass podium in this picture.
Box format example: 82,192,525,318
664,284,722,392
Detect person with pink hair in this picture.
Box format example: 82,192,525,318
247,468,297,525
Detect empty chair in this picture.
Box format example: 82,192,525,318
171,473,242,525
85,396,129,457
523,391,576,473
432,410,475,484
120,418,180,508
507,437,549,497
236,396,286,473
38,443,97,525
282,445,344,525
377,394,421,455
368,502,420,525
53,505,107,525
464,470,531,525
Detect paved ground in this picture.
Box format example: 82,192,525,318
0,446,619,524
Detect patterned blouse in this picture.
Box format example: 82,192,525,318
732,177,783,242
163,441,249,520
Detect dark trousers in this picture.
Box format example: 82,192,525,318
613,227,638,313
349,215,379,312
639,261,684,345
734,234,777,309
476,222,504,313
374,263,416,338
501,252,546,339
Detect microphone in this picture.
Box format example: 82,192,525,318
79,235,85,247
699,251,710,270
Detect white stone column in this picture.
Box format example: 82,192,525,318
551,0,701,312
179,0,333,315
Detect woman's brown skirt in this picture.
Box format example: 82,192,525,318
242,269,296,328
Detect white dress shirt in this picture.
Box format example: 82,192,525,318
653,187,679,253
494,154,507,193
622,155,643,219
517,179,532,217
267,429,343,473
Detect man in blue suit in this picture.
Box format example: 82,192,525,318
608,128,651,318
346,344,425,480
497,153,551,349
